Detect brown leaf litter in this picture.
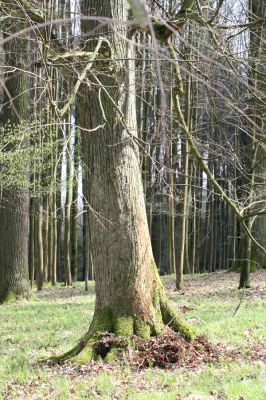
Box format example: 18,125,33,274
46,325,266,377
91,327,221,370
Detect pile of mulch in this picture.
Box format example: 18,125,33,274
93,327,221,370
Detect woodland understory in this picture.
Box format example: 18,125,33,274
0,0,266,396
1,271,266,399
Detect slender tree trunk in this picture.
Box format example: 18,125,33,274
42,195,49,282
167,105,176,275
176,43,191,289
71,190,78,281
51,192,57,285
48,197,53,283
184,160,192,274
29,198,35,287
35,198,44,290
71,135,79,281
56,190,63,282
239,220,252,288
64,111,73,286
190,162,197,274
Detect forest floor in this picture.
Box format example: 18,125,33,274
0,270,266,400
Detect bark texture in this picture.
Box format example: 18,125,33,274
57,0,194,362
239,0,266,287
249,0,266,270
0,19,30,302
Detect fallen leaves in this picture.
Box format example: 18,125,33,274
129,328,220,370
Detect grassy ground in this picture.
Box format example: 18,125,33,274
0,270,266,400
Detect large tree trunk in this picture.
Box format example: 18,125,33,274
0,19,30,302
249,0,266,270
57,0,194,362
239,0,266,287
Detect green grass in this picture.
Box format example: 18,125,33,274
0,271,265,399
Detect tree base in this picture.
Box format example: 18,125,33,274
0,290,31,304
238,268,251,289
238,283,251,289
50,259,195,364
51,296,195,364
49,329,220,371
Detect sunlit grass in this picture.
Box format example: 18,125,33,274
0,271,265,399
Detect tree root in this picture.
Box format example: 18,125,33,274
49,298,195,364
160,297,195,341
49,260,195,364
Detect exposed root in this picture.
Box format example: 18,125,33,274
50,268,195,364
160,297,195,341
48,328,218,370
49,304,195,365
46,332,90,363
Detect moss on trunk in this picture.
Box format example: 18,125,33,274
0,287,31,304
0,291,17,304
52,0,195,367
53,279,195,364
51,258,195,363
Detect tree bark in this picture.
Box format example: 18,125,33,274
176,38,191,288
239,0,266,287
0,19,30,302
42,195,49,282
34,197,44,290
64,111,73,286
249,0,266,270
71,134,79,282
56,0,194,362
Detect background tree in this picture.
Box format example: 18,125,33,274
0,10,30,302
1,0,266,304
